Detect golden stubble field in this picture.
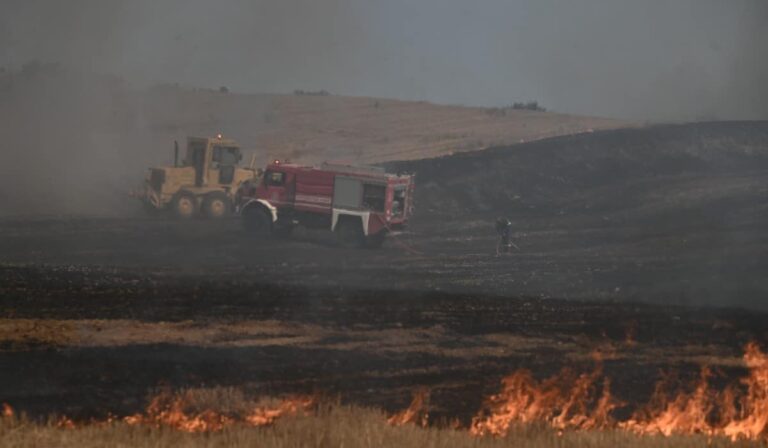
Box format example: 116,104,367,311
1,399,760,448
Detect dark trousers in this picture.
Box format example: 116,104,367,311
498,234,510,253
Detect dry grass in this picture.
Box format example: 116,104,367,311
0,319,742,371
0,403,759,448
0,319,76,348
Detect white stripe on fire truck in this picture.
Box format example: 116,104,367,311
295,203,330,210
294,194,332,205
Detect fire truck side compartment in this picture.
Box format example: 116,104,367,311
333,176,363,209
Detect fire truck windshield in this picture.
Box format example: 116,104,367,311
362,184,385,212
265,170,285,186
392,186,406,217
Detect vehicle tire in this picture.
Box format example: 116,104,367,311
242,205,272,237
365,232,386,249
202,192,231,219
335,218,365,248
171,191,198,219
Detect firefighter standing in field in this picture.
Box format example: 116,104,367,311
495,217,515,256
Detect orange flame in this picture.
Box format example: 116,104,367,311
721,342,768,440
7,342,768,443
624,342,768,440
624,321,638,347
388,388,430,427
123,391,315,432
55,416,77,429
471,342,768,442
621,367,717,436
471,352,622,436
245,396,316,427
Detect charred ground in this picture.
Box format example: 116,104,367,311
1,121,768,426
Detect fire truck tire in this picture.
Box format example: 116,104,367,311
202,192,231,219
335,218,365,248
242,205,272,236
171,191,198,219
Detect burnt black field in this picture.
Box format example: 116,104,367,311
1,121,768,423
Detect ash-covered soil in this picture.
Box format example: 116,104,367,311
0,263,765,424
1,121,768,423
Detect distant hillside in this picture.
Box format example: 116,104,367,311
142,86,631,164
395,120,768,220
392,121,768,307
0,69,631,215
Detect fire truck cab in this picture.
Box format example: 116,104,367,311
237,161,414,248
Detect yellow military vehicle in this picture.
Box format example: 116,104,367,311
139,135,258,219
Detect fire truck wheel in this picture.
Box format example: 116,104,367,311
171,191,198,219
242,206,272,236
335,218,365,248
202,192,231,219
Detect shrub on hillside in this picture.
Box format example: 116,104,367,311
486,101,547,117
293,89,330,96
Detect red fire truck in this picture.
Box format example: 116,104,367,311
237,161,415,248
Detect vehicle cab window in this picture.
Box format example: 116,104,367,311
362,183,386,212
212,146,241,167
392,186,406,217
265,170,286,186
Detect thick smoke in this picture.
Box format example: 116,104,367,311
0,0,362,215
1,1,766,120
0,1,766,215
731,1,768,119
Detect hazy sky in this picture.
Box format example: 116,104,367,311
1,0,766,120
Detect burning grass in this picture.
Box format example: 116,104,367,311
0,403,756,448
120,388,315,432
472,342,768,442
4,344,768,446
471,351,621,436
387,388,430,427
